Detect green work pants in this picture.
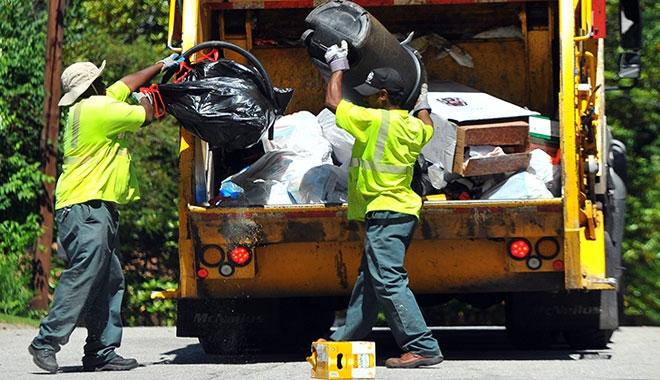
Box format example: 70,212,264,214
32,200,124,367
331,211,442,357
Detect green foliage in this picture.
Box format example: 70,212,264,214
0,1,50,317
0,218,38,315
606,0,660,325
124,278,178,326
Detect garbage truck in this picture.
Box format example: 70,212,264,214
154,0,642,353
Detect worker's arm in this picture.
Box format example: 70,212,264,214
120,64,163,93
120,54,182,92
416,109,434,127
131,92,155,126
325,70,343,113
324,40,350,114
412,83,433,126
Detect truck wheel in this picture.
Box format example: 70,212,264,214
564,328,614,349
505,295,558,349
505,327,559,349
199,329,255,355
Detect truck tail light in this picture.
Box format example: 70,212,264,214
508,238,531,260
526,256,542,270
229,246,252,266
220,263,235,277
535,237,560,259
197,268,209,279
200,244,224,267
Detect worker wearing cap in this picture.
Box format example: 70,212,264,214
28,54,180,374
323,41,443,368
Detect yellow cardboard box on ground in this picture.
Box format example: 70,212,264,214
308,341,376,379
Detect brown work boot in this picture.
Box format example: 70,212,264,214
385,352,443,368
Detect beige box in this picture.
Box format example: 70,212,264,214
308,341,376,379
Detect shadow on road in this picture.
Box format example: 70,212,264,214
154,327,613,365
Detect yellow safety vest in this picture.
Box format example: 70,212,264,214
335,100,434,221
55,81,145,209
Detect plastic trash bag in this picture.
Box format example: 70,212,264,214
317,108,354,165
158,58,293,150
481,171,553,200
528,148,561,197
261,111,334,203
298,164,348,204
216,150,297,206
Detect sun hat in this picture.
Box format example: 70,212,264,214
58,60,106,106
354,67,404,97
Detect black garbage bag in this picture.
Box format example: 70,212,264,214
158,58,293,150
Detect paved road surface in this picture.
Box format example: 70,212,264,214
2,324,659,379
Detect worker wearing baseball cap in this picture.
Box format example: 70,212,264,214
321,40,443,368
28,54,181,374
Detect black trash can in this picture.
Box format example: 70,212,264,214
302,0,423,110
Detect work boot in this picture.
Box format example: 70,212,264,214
385,352,443,368
83,355,138,372
28,345,58,373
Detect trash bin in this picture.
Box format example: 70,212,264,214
302,0,423,110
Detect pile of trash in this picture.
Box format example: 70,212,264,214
210,105,561,207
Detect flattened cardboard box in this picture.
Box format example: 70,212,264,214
453,121,531,176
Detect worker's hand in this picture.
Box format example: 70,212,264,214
132,91,153,105
324,40,349,73
157,53,183,73
412,83,431,116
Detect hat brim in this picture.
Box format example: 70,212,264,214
58,60,106,106
354,82,380,96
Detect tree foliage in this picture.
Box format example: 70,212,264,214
0,0,51,316
605,0,660,324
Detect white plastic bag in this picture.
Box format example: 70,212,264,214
527,149,561,197
298,164,348,204
317,108,355,165
261,111,335,203
482,171,553,200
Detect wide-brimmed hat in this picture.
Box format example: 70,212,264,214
58,60,106,106
354,67,404,97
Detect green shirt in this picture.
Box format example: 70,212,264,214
335,99,434,221
55,81,145,210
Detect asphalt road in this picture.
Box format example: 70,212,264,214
2,324,659,379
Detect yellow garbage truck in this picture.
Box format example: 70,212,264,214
157,0,642,353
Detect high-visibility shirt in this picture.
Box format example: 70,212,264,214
55,81,146,210
335,99,434,221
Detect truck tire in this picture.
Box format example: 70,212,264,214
563,328,613,349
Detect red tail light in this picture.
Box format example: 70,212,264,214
553,260,564,271
229,246,251,266
508,238,531,260
197,268,209,279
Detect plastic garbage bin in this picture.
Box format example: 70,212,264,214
302,0,423,110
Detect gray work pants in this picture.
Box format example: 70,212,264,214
331,210,442,357
31,200,124,367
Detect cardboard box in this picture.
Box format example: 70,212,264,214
529,115,560,157
309,341,375,379
428,81,538,124
452,121,531,176
423,81,536,178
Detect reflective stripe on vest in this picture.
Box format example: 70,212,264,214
71,102,82,149
349,109,412,176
